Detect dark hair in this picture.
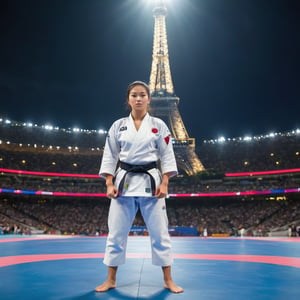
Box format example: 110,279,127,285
125,81,151,111
126,81,151,100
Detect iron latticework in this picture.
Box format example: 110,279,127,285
149,0,205,175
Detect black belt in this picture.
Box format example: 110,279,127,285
118,161,157,195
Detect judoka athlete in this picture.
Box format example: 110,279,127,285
95,81,183,293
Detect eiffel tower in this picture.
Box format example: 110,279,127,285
148,0,205,175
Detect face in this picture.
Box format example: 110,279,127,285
127,85,150,113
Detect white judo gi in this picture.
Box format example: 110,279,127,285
99,113,177,266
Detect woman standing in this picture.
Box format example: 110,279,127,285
95,81,183,293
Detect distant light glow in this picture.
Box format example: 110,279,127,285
1,115,299,146
44,125,53,130
149,0,168,4
266,132,277,138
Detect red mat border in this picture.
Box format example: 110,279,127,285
1,253,300,268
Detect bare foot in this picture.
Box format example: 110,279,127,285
95,280,116,292
164,280,184,293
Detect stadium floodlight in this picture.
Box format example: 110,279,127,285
98,129,106,134
217,136,226,143
44,125,53,130
152,0,172,4
5,119,11,124
73,128,80,132
149,0,165,4
243,136,252,141
268,132,275,138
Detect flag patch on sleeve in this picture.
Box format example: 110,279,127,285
164,135,170,145
152,128,158,134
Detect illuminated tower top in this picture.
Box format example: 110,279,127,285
148,0,205,174
149,0,175,97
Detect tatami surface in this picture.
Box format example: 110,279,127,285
0,235,300,299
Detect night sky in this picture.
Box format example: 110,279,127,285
0,0,299,144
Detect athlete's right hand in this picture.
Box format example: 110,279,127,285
106,184,119,199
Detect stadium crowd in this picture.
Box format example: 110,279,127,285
197,133,300,173
1,120,300,237
1,120,299,174
1,169,300,195
1,196,300,237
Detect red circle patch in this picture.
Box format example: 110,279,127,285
152,128,158,134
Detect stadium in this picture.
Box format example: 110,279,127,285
1,117,300,238
1,0,300,298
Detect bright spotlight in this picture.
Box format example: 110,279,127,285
268,132,275,138
243,136,252,141
44,125,53,130
149,0,170,6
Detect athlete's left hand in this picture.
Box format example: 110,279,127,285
155,182,168,199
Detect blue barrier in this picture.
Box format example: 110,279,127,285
130,226,198,236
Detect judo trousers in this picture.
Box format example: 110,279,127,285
103,196,173,267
